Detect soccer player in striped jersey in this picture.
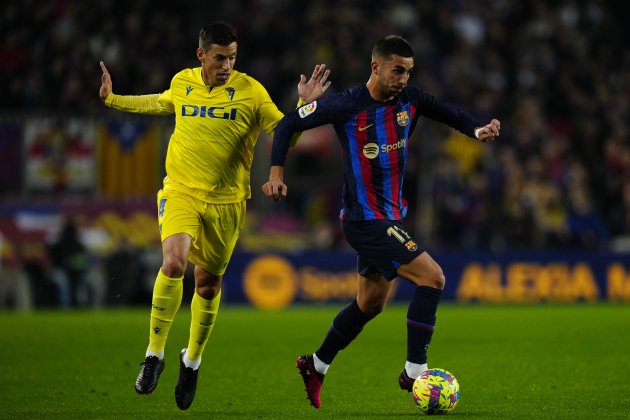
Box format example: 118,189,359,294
99,22,330,410
263,35,500,409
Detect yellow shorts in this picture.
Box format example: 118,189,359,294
157,188,246,275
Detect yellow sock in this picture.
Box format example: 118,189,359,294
147,270,183,355
186,290,221,361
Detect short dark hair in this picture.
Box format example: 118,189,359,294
199,22,238,50
372,35,414,60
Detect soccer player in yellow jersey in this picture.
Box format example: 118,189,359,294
98,21,331,410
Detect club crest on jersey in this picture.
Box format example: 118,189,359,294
186,86,193,96
298,101,317,118
405,240,418,251
225,87,235,101
396,111,409,126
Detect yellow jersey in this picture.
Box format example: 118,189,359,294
105,68,292,203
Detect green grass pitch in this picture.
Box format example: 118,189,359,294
1,304,628,419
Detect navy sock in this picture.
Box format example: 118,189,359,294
315,299,376,364
407,286,442,364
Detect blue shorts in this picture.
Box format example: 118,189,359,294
341,220,425,280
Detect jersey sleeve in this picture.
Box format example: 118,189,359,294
104,90,174,115
251,79,284,135
270,94,341,166
251,78,309,147
411,87,482,138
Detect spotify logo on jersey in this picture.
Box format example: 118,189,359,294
363,139,407,159
363,143,379,159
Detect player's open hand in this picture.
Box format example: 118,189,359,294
298,64,332,104
476,118,501,142
99,61,112,101
262,179,288,202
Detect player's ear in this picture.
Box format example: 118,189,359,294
371,61,379,75
196,48,206,62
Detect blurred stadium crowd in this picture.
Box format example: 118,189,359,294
0,0,628,308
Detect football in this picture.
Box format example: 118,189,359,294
412,368,460,415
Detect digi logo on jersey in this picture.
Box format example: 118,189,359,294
181,105,237,120
362,139,407,159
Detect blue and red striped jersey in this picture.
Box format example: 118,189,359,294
271,85,482,222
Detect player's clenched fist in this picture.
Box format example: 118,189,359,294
262,179,287,202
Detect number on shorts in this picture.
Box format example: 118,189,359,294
386,225,410,243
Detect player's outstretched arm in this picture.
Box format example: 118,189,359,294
99,61,112,102
298,64,331,104
475,118,501,142
98,61,172,115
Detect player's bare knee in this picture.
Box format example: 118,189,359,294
410,267,446,289
195,283,220,300
429,270,446,290
419,260,446,289
363,304,383,317
161,256,187,278
358,297,386,316
195,272,222,300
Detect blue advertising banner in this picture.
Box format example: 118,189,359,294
222,251,630,309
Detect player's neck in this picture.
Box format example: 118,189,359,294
365,77,392,102
200,70,211,87
200,68,228,88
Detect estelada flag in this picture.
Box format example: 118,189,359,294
97,119,161,197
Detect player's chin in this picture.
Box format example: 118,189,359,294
216,74,230,84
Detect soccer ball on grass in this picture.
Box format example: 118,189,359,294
412,368,460,415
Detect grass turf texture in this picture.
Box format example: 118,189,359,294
1,304,628,419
